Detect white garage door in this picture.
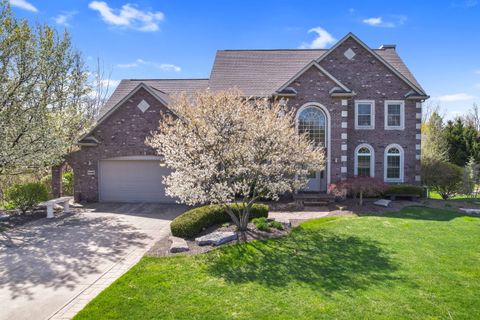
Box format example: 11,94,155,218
99,160,174,203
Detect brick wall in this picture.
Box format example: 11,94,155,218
66,87,171,202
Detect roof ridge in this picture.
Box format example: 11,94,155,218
219,49,328,52
127,78,209,81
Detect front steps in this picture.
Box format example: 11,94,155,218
293,192,335,207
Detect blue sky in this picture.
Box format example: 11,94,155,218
9,0,480,119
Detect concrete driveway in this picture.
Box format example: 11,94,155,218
0,203,186,320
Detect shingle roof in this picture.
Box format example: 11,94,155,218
374,48,425,93
97,79,209,119
98,38,425,122
208,48,425,96
208,49,328,97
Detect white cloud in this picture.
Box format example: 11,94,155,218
117,62,138,68
53,11,77,27
298,27,336,49
99,79,120,88
362,15,406,28
436,93,477,102
88,1,164,32
116,58,181,72
363,17,382,26
10,0,38,12
158,64,181,72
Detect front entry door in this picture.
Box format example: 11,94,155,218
298,105,328,192
304,169,327,192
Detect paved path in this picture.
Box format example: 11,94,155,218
0,203,185,320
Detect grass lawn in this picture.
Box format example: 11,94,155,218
428,190,479,202
75,207,480,319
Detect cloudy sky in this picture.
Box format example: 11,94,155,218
9,0,480,119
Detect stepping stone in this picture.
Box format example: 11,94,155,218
195,231,237,246
169,236,189,253
459,208,480,215
374,199,392,207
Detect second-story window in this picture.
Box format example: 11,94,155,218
355,100,375,129
385,100,405,130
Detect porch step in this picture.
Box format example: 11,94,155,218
293,193,335,206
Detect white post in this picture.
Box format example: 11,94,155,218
63,201,70,214
47,202,54,218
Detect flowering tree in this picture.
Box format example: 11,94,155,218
148,89,325,231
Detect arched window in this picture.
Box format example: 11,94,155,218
297,107,326,147
355,144,374,177
384,144,404,182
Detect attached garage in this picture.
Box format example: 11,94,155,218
98,157,174,203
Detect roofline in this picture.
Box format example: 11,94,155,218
77,82,173,144
218,48,328,52
316,32,426,95
276,60,351,93
126,78,209,81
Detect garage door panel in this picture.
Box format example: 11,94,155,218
99,160,174,203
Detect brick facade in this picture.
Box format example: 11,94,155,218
64,87,171,202
59,36,423,202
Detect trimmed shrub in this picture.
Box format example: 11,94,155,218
384,184,424,198
171,203,269,238
4,182,49,213
252,217,270,232
422,160,463,200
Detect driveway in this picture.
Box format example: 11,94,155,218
0,203,186,320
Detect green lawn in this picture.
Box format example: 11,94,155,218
75,207,480,320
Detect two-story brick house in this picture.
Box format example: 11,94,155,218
53,33,428,203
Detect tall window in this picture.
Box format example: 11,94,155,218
355,144,374,177
384,144,404,182
385,100,405,130
355,100,375,129
298,107,326,147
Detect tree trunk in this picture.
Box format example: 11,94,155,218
359,191,363,206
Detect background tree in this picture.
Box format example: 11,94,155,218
148,89,325,232
421,110,447,162
0,1,91,175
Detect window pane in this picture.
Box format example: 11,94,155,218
298,107,326,147
358,104,371,115
387,104,401,126
357,103,372,127
358,115,371,126
387,155,400,179
357,155,371,177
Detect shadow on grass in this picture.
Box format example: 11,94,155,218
361,206,480,221
206,226,400,294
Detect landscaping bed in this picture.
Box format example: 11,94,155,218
148,219,291,257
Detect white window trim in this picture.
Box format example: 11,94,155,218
354,143,375,177
384,144,404,183
295,102,331,185
355,100,375,130
384,100,405,130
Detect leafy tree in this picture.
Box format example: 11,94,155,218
422,160,462,200
0,1,92,175
444,119,470,166
147,89,325,233
421,111,447,162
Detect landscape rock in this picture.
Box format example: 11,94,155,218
374,199,392,207
274,217,291,228
195,231,237,246
459,208,480,215
169,236,189,253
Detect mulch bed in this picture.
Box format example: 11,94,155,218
0,208,49,230
147,222,291,257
